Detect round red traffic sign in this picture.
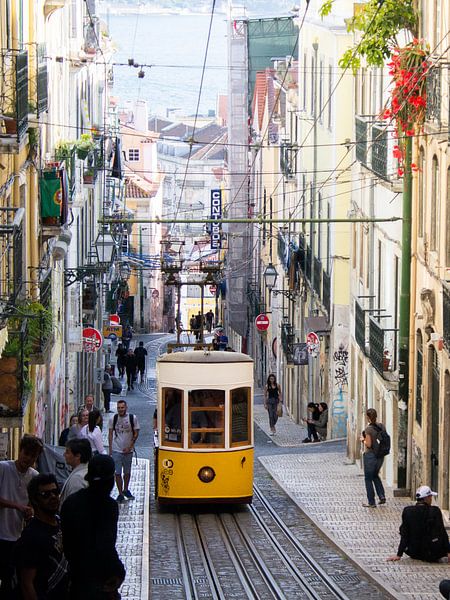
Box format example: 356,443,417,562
255,313,270,332
109,314,120,325
306,331,319,346
82,327,103,353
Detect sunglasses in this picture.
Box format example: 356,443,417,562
37,488,59,499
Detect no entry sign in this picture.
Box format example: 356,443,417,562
255,314,270,332
82,327,103,353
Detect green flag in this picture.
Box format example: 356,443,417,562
40,174,62,218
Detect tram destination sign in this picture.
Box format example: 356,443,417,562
210,189,222,250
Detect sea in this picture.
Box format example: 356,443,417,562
103,11,228,118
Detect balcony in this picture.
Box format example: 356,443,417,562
0,50,28,153
0,208,24,312
371,123,397,181
298,233,306,275
322,270,330,316
369,317,397,379
444,284,450,352
280,142,295,180
354,300,367,354
281,319,295,363
305,245,312,282
355,115,370,167
425,62,441,125
84,16,100,56
313,256,322,297
39,168,68,237
28,44,48,119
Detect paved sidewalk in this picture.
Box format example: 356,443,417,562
255,404,449,600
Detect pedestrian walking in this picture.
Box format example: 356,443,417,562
108,400,140,503
264,373,282,435
67,408,89,442
360,408,387,508
80,409,106,455
205,309,214,333
124,349,137,391
102,365,113,412
194,311,202,341
0,434,43,598
60,455,125,600
59,439,92,506
387,485,450,563
134,341,148,383
13,473,69,600
58,415,78,447
115,343,127,378
122,324,133,350
80,394,95,413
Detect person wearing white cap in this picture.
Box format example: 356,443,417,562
387,485,450,563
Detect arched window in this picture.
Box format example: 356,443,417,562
415,331,423,425
430,155,439,251
418,147,425,237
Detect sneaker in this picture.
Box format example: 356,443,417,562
362,503,377,508
116,494,125,504
302,438,311,443
123,490,134,500
378,498,386,505
312,439,320,443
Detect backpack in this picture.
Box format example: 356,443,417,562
113,413,135,435
371,423,391,458
111,376,122,395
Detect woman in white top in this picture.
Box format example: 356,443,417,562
80,409,106,455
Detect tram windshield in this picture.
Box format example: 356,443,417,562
231,387,250,446
188,389,225,448
162,387,183,446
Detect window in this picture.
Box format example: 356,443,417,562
430,155,439,251
188,389,225,448
318,60,324,123
418,148,425,237
128,148,140,161
326,202,331,273
231,387,250,445
415,333,423,425
328,64,333,130
302,52,307,110
310,55,315,115
447,168,450,266
162,388,183,446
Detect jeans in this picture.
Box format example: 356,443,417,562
0,539,16,598
267,401,279,430
103,389,111,411
307,422,319,441
363,451,385,505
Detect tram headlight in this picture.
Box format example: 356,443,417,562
197,466,215,483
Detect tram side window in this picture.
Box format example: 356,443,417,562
231,387,250,446
163,387,183,446
188,389,225,447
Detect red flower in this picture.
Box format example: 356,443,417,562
397,168,404,177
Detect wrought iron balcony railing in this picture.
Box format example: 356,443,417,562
371,123,400,182
369,317,397,379
0,49,28,149
28,44,48,116
354,300,367,354
280,142,295,180
0,208,24,311
313,256,322,297
355,115,370,167
322,269,331,316
444,284,450,352
425,62,441,124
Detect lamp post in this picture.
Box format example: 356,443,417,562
263,263,278,293
95,228,118,265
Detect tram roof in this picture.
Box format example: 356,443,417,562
158,351,253,364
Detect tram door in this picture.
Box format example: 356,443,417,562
430,347,440,494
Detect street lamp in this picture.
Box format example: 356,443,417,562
263,263,278,291
95,228,118,265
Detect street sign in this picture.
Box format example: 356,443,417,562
306,331,320,356
109,314,120,325
255,313,270,332
209,285,216,295
82,327,103,353
102,324,123,341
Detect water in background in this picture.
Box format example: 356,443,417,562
106,13,228,117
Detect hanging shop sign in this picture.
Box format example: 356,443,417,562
210,189,222,250
82,327,103,353
102,324,123,341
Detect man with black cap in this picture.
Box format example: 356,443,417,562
387,485,450,563
60,455,125,599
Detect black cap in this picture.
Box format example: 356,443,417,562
85,454,115,482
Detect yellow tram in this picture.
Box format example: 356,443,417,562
155,350,254,504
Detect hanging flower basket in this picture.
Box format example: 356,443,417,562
77,147,89,160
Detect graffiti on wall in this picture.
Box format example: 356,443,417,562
332,343,348,437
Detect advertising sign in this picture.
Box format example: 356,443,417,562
102,324,123,341
255,314,270,332
306,331,320,356
82,327,103,353
292,343,309,365
210,189,222,250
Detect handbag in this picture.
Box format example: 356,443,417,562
277,403,283,418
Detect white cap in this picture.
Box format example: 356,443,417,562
416,485,437,500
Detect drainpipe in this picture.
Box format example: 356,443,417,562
397,136,412,491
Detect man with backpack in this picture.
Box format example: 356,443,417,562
387,486,450,563
108,400,140,503
360,408,389,508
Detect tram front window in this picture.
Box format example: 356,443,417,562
163,387,183,446
231,387,250,446
189,389,225,447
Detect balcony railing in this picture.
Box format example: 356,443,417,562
298,233,306,275
355,300,367,354
281,320,295,363
0,49,29,149
280,142,295,180
425,62,441,124
369,317,397,378
322,269,330,316
313,256,322,297
355,115,370,167
444,284,450,352
0,208,24,310
305,245,312,282
84,16,100,55
371,123,399,181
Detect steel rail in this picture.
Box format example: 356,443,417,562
253,483,353,600
192,514,226,600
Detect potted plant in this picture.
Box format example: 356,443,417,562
76,133,95,160
83,167,95,185
2,112,17,135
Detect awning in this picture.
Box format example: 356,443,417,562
304,316,331,334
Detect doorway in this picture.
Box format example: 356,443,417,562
429,347,440,493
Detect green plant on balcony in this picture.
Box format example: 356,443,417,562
83,167,95,185
76,133,95,160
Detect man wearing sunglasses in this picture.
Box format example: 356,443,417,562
13,473,68,599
